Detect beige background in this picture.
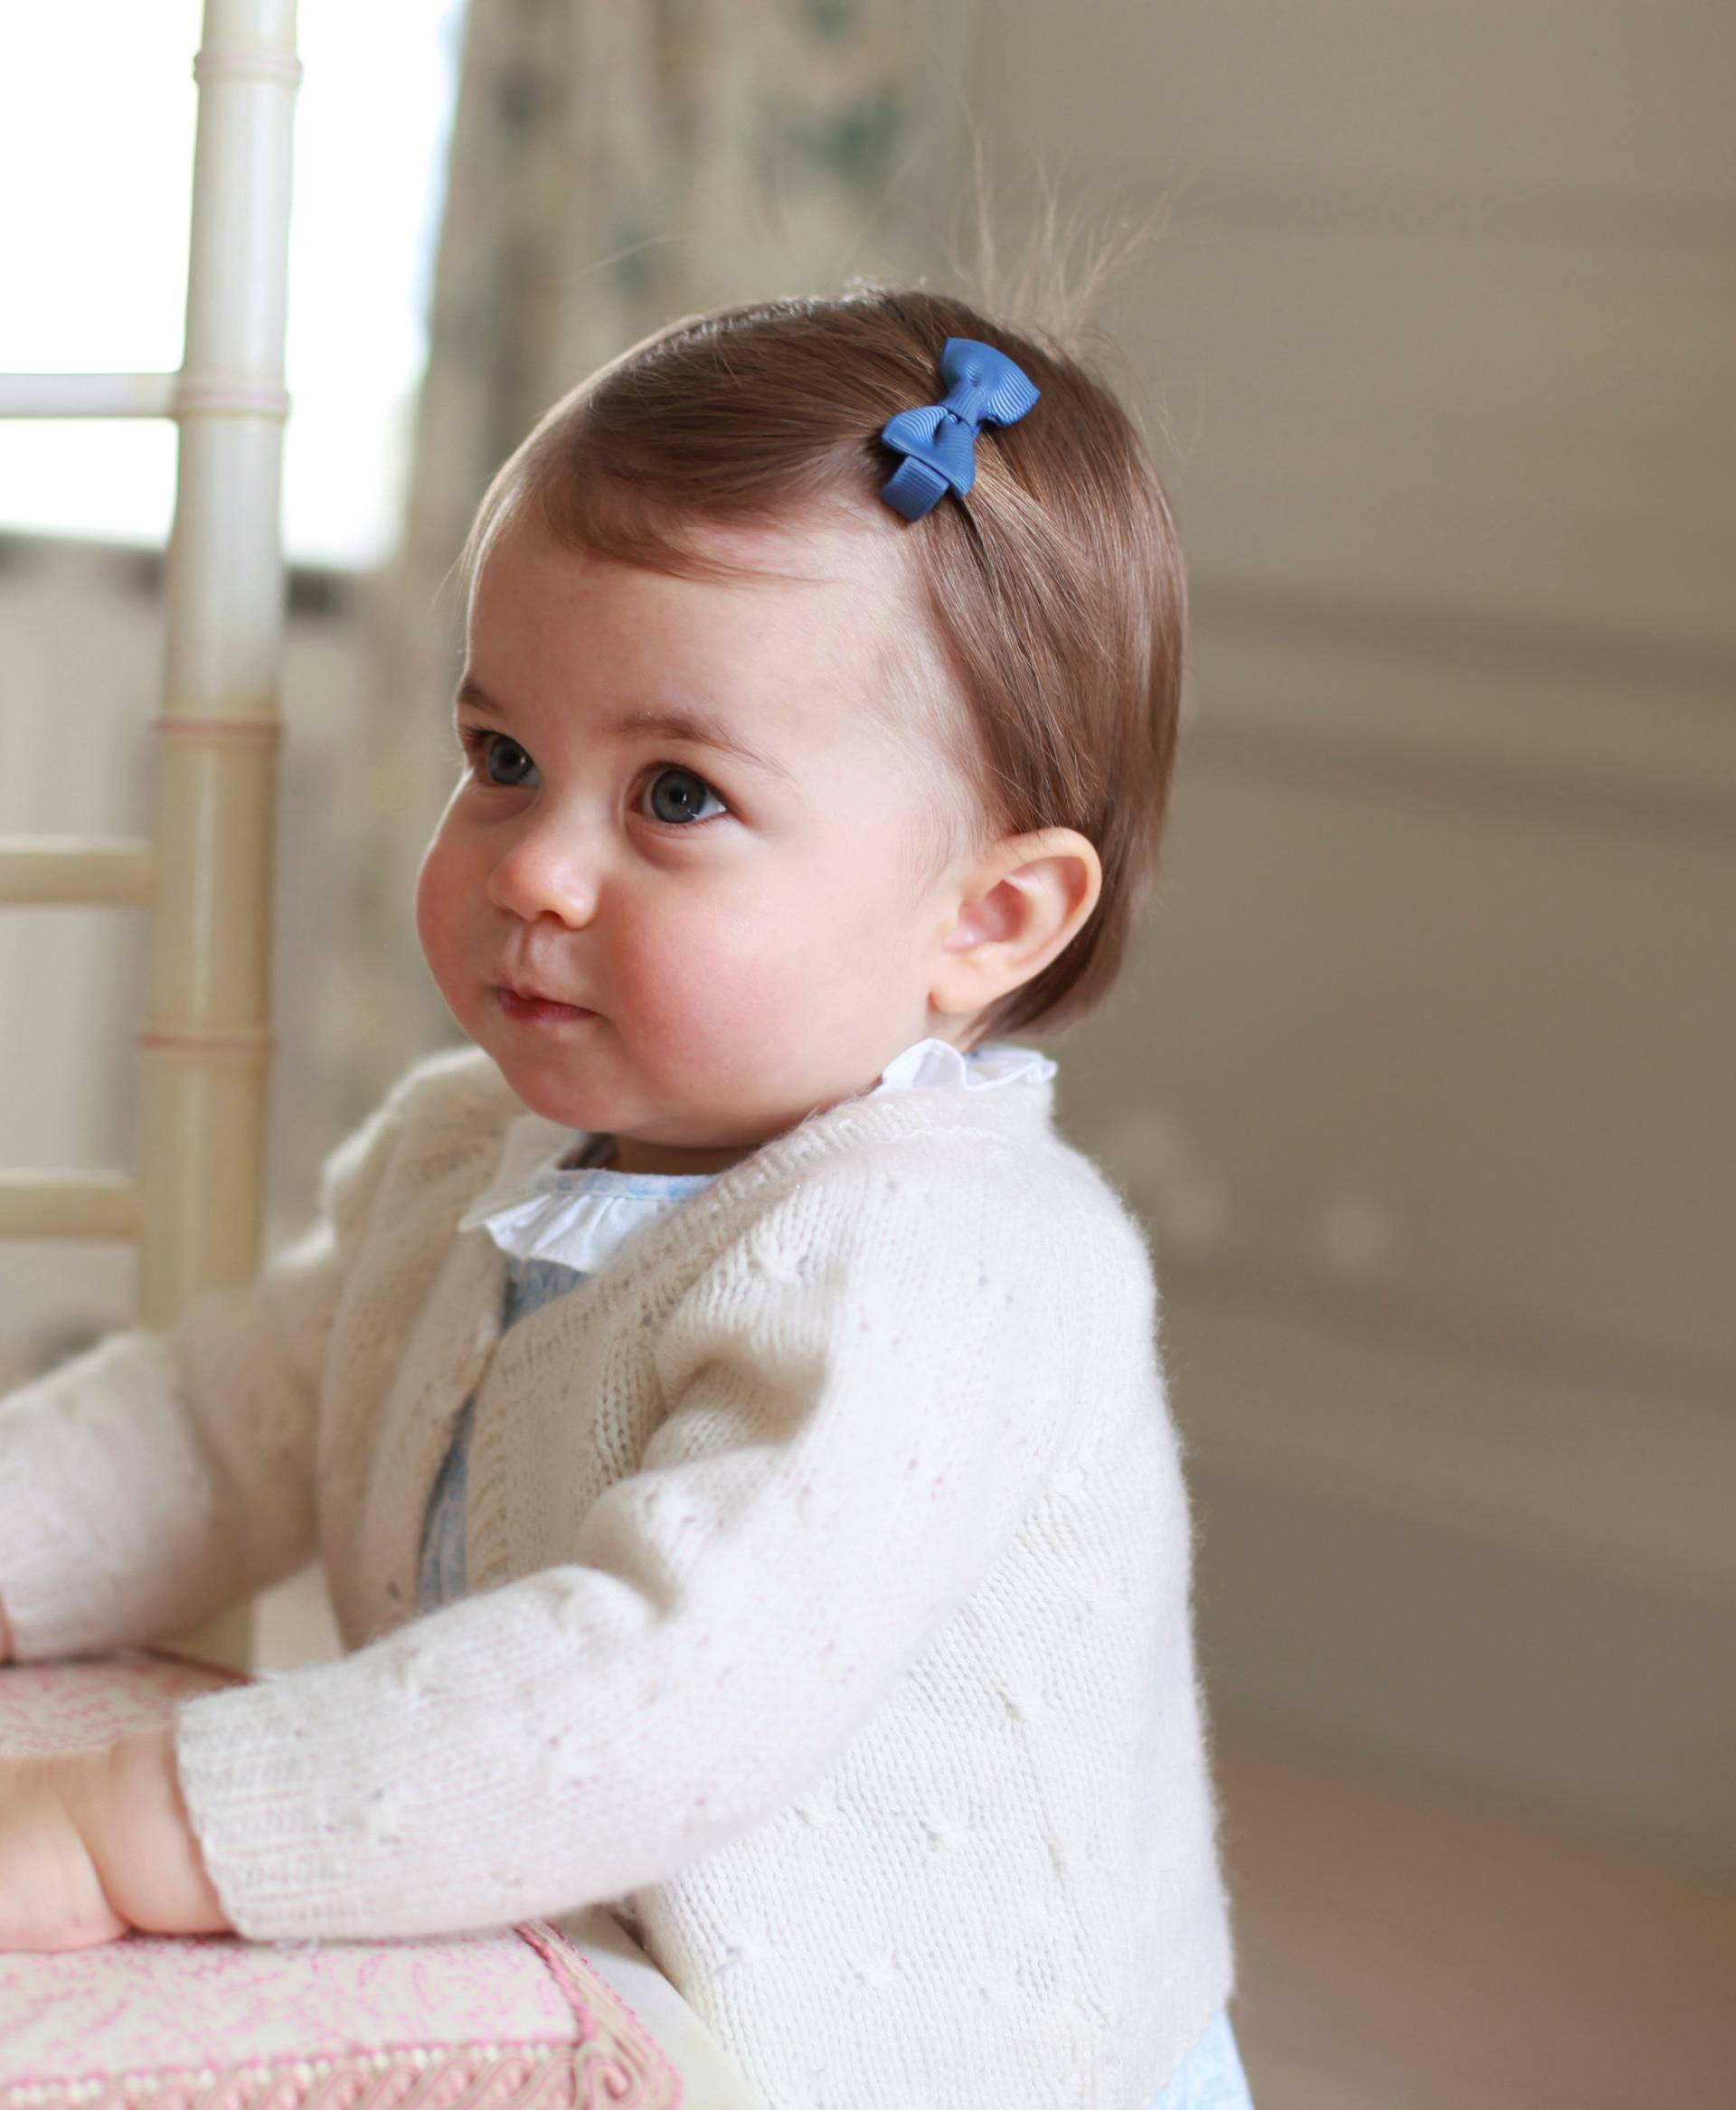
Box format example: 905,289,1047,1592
953,0,1736,1879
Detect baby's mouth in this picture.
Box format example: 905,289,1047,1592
495,984,594,1024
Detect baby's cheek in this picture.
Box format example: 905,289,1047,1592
412,848,458,986
630,890,816,1051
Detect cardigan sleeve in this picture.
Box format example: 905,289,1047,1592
0,1086,410,1664
169,1139,1107,1943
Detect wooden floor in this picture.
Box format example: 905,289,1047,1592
1213,1719,1736,2110
252,1568,1736,2105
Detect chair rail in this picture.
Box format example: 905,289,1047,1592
0,841,156,908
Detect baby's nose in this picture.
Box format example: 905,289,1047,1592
486,827,598,928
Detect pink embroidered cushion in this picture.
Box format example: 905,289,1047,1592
0,1650,694,2110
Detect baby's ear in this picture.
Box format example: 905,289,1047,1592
929,829,1101,1018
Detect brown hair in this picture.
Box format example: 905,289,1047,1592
455,282,1185,1047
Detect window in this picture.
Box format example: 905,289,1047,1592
0,0,465,567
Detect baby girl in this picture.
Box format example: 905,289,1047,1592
0,283,1248,2109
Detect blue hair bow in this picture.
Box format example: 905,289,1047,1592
877,337,1041,522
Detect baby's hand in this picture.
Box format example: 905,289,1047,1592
0,1729,231,1950
0,1748,131,1951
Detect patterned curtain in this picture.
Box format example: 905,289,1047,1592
335,0,969,1126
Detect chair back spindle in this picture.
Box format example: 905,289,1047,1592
0,0,302,1674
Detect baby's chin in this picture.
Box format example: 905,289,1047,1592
477,1013,837,1162
480,1035,686,1154
475,1030,606,1126
508,1078,611,1136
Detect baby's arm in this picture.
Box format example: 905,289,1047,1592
0,1088,408,1665
165,1144,1104,1944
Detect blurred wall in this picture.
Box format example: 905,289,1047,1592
967,3,1735,1872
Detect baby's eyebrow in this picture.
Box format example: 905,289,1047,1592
608,706,797,789
454,677,796,789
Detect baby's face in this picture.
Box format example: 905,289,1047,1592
416,505,976,1174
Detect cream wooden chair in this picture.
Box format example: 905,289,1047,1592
0,0,300,1672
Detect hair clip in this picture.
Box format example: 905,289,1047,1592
877,337,1040,522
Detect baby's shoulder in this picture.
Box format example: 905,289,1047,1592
981,1129,1158,1301
882,1122,1137,1224
317,1043,520,1232
377,1041,521,1141
379,1043,527,1196
749,1121,1155,1300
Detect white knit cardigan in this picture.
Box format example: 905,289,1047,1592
0,1043,1233,2110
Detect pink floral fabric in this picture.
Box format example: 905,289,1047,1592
0,1651,682,2109
0,1649,250,1756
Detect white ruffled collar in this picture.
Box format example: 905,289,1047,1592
458,1036,1056,1274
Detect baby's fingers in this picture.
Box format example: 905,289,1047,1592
0,1754,130,1952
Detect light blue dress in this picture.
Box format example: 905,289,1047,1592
1146,2008,1256,2108
415,1131,705,1619
415,1038,1255,2110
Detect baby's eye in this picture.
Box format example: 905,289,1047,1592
464,729,538,788
639,764,729,830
